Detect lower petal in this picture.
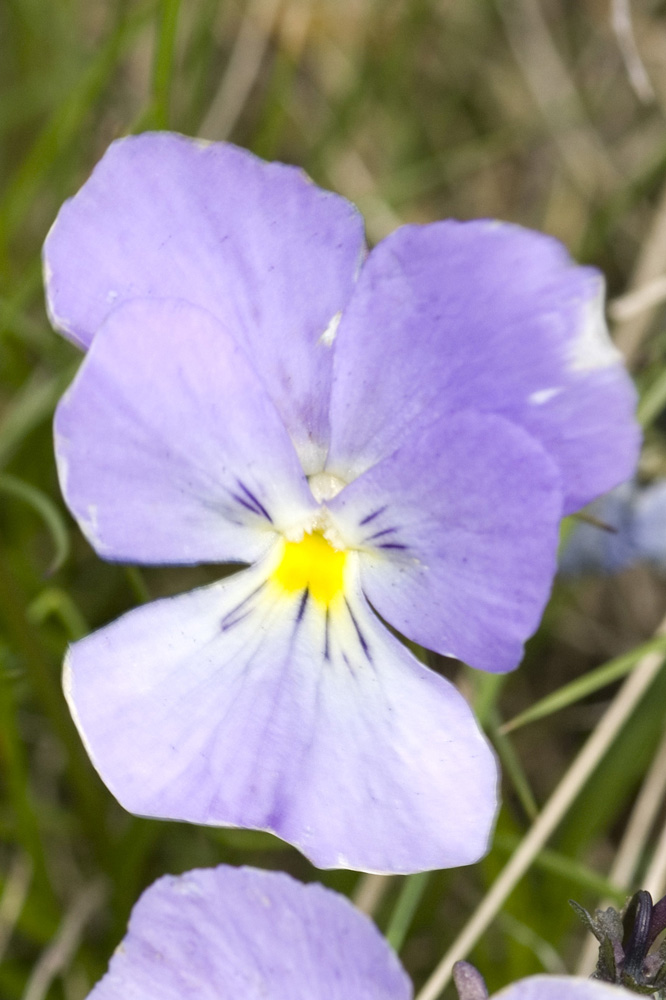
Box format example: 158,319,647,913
65,561,498,874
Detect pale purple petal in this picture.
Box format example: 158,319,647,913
327,221,639,514
87,866,412,1000
44,132,365,469
329,409,562,672
55,298,316,564
493,976,632,999
64,557,498,873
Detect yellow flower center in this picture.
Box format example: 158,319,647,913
273,531,347,606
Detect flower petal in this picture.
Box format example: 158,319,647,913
55,298,316,564
65,560,498,873
329,409,562,673
493,976,632,999
44,132,365,469
327,221,639,514
87,866,412,1000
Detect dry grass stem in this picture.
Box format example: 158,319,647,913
609,275,666,323
352,873,391,916
0,855,32,966
614,181,666,366
496,0,618,195
22,880,106,1000
611,0,655,104
200,0,283,140
576,724,666,974
642,811,666,902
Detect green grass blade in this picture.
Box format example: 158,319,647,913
0,647,58,914
150,0,182,128
0,364,77,470
501,635,666,734
637,366,666,428
0,473,70,574
0,3,153,258
386,872,430,952
489,709,539,820
493,833,627,903
0,549,106,856
471,670,508,727
27,588,88,641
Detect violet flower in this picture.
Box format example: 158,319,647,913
84,865,411,1000
86,865,631,1000
44,133,638,873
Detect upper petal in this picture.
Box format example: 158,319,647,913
493,976,632,999
326,221,639,514
87,865,412,1000
44,132,366,468
65,558,498,873
329,409,562,673
55,298,316,564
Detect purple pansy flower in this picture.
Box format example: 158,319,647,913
44,133,639,873
86,864,630,1000
84,865,411,1000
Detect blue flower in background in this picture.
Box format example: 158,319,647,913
560,480,666,577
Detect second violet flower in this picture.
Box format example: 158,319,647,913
44,132,639,874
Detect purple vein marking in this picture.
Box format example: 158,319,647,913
358,506,387,527
295,589,309,624
234,480,273,522
324,607,330,660
344,598,372,661
367,527,397,541
220,581,267,630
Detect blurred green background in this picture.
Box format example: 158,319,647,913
4,1,666,997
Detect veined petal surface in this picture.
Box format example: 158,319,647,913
65,559,498,873
44,132,366,469
493,976,631,999
55,299,316,564
329,409,562,672
327,220,639,514
87,866,412,1000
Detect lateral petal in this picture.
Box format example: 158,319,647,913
55,298,316,564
